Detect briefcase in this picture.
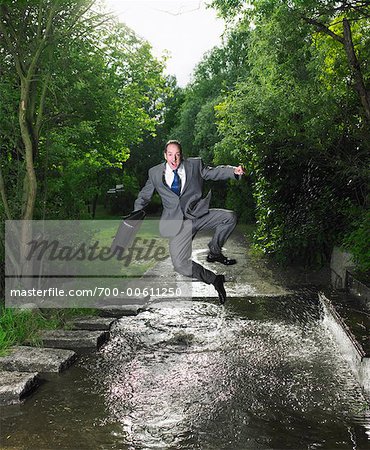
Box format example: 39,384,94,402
111,210,146,253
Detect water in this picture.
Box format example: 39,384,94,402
1,293,370,449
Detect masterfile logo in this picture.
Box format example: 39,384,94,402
25,237,167,265
5,220,176,277
5,219,192,307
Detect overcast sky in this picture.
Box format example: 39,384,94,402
104,0,225,86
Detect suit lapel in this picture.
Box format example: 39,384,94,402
161,162,168,187
160,162,176,195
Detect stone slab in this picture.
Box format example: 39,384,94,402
68,317,117,331
0,371,39,406
0,346,76,373
38,330,109,350
98,305,142,317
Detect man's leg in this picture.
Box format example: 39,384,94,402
193,209,237,256
169,220,216,284
169,219,227,303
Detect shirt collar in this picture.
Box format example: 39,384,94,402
165,161,184,173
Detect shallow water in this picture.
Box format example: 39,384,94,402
1,293,370,449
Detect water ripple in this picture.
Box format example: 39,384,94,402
96,295,370,449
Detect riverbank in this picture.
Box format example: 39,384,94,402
0,308,99,356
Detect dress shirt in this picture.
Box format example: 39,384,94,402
165,162,186,194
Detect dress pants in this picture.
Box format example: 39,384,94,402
169,209,237,284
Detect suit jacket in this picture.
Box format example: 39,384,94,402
134,157,236,237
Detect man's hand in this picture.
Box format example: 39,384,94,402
234,165,245,176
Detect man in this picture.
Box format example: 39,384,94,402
133,140,244,303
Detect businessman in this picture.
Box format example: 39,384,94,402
133,140,244,303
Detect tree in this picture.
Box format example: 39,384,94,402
0,1,169,278
0,1,168,222
169,24,252,163
34,20,168,218
211,0,370,121
0,0,103,221
211,0,370,265
125,75,183,188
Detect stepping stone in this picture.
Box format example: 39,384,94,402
68,317,117,331
38,330,109,350
98,304,142,317
0,371,39,406
0,346,76,373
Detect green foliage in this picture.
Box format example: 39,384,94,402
172,0,370,270
35,21,167,218
170,23,251,158
226,178,256,224
343,211,370,275
210,0,245,20
0,308,58,355
208,0,370,267
0,2,168,220
0,2,171,343
126,76,183,189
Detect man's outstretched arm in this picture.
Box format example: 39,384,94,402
200,161,245,181
133,174,155,211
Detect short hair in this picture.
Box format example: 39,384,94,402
164,140,182,154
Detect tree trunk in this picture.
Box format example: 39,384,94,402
19,81,38,220
342,18,370,122
92,194,99,218
304,16,370,123
19,80,38,271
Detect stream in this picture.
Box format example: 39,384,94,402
1,291,370,449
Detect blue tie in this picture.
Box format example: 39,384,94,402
171,169,181,196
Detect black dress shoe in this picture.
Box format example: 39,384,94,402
207,252,237,265
213,274,227,304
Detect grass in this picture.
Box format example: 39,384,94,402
91,217,169,277
0,306,97,356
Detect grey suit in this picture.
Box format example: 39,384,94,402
134,157,237,284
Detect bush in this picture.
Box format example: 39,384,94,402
342,210,370,277
226,178,255,223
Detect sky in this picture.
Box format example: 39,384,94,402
104,0,225,86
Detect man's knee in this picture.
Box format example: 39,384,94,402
170,249,192,276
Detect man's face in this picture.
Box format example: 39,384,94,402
164,144,182,170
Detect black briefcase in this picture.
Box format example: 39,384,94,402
111,210,146,252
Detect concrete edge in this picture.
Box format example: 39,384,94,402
318,291,370,399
